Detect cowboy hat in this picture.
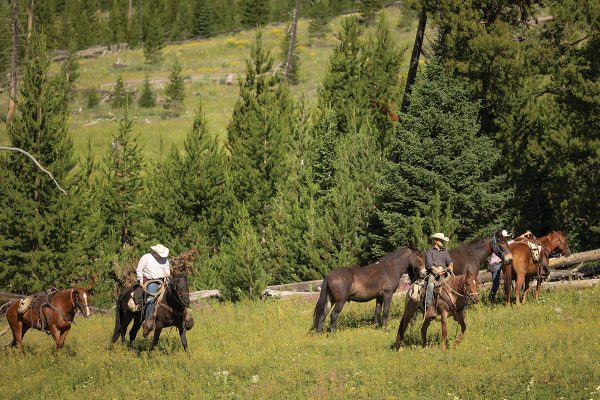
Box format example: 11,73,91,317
500,229,512,238
430,233,450,242
150,244,169,258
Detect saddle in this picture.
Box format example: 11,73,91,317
18,288,57,331
513,237,550,279
126,286,145,312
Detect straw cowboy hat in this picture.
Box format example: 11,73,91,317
430,232,450,242
150,244,169,258
500,229,512,238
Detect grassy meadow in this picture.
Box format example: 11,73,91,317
0,7,421,162
1,285,599,399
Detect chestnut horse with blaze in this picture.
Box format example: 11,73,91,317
503,231,570,305
1,284,94,351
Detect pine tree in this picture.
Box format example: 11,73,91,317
164,60,186,116
192,0,215,36
308,0,331,41
86,87,100,109
0,31,78,292
240,0,271,28
138,75,156,108
112,76,131,109
219,205,269,301
226,31,296,228
143,9,165,64
358,0,383,25
280,24,300,85
109,0,128,44
60,46,80,104
99,110,145,251
374,60,512,254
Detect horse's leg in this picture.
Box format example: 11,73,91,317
503,265,512,306
317,298,332,333
395,300,417,349
178,325,188,352
535,277,542,301
515,273,525,306
454,310,467,346
129,314,142,349
48,324,62,352
522,277,531,305
440,311,448,352
329,301,346,333
58,328,70,350
381,293,393,330
373,296,383,328
150,326,162,351
420,317,431,348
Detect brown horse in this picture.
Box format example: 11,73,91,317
395,271,479,351
450,230,513,275
313,247,424,333
111,274,191,351
503,231,571,305
1,286,93,352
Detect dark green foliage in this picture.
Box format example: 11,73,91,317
112,76,132,109
108,0,128,44
193,0,215,36
60,47,80,103
86,87,100,109
280,24,300,85
374,60,512,254
358,0,384,25
143,8,165,64
308,0,331,40
164,60,186,116
226,31,295,228
99,111,145,251
240,0,271,28
138,75,156,108
0,32,79,293
219,205,269,301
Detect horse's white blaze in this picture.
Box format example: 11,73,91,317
83,292,90,317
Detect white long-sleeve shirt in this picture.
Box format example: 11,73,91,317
136,253,170,283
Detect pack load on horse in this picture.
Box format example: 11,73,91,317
313,246,424,333
397,230,512,350
503,231,571,305
111,245,194,351
0,276,95,352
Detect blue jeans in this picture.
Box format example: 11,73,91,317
145,282,160,320
490,268,501,301
425,274,435,308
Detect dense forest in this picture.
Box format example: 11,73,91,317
0,0,598,305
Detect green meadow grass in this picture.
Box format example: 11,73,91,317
2,286,599,399
0,7,420,162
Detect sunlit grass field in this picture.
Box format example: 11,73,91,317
2,285,599,399
0,7,420,162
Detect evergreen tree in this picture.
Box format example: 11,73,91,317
219,205,269,301
99,111,145,251
226,31,296,228
143,9,165,64
240,0,271,28
308,0,331,40
164,60,186,116
109,0,128,44
60,46,80,104
280,24,300,85
0,32,78,292
375,60,512,254
112,76,131,109
192,0,215,36
358,0,383,25
86,87,100,109
138,75,156,108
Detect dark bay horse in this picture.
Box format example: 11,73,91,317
396,271,479,351
503,231,571,305
1,286,93,352
450,230,513,275
111,274,191,351
313,247,424,333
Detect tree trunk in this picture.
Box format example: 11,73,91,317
549,249,600,268
27,0,33,42
7,0,18,123
284,0,300,82
400,8,426,113
128,0,133,32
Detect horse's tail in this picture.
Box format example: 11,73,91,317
312,278,330,331
110,296,123,344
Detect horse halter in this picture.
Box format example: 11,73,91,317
169,277,189,308
492,232,511,259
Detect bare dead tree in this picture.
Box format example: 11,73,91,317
0,147,68,195
128,0,133,32
27,0,33,42
284,0,300,82
7,0,18,123
400,8,427,113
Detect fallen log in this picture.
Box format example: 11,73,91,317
549,249,600,268
189,289,223,302
265,280,322,292
261,289,319,299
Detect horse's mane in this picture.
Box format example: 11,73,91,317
377,247,410,262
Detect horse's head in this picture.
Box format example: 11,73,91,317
72,287,93,318
407,245,425,280
463,272,479,304
170,273,191,308
549,231,571,257
493,230,512,265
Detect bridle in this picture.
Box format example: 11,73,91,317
492,231,511,260
442,275,479,303
168,277,189,309
71,289,91,318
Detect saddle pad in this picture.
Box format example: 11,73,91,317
18,296,33,313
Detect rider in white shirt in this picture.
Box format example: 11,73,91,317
136,244,170,331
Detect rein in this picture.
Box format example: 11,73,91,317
442,276,478,301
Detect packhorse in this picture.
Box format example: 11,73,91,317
396,271,479,351
111,274,192,351
1,284,94,352
503,231,571,305
313,247,424,333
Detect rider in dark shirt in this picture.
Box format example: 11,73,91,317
424,233,454,311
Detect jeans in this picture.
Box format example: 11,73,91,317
489,269,501,301
425,274,435,308
144,281,160,320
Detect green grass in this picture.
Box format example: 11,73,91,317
2,286,599,399
0,8,420,161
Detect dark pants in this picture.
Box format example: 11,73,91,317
489,267,501,301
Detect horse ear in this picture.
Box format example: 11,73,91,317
88,288,95,296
